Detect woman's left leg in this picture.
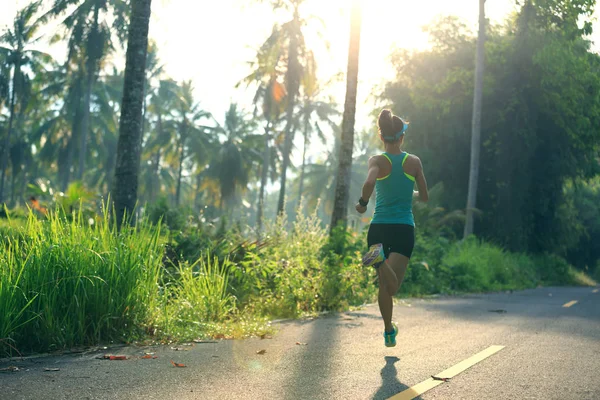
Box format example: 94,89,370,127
377,253,409,333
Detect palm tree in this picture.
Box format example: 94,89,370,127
209,104,263,211
113,0,152,226
296,56,340,206
48,0,129,183
239,38,286,229
330,1,362,232
140,78,178,203
88,67,123,193
0,1,50,204
463,0,486,239
298,129,365,216
172,80,211,206
257,0,329,216
277,3,302,216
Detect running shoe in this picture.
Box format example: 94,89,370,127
362,243,385,268
384,323,398,347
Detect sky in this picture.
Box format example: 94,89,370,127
2,0,599,165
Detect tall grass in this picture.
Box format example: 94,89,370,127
155,255,238,339
0,209,163,354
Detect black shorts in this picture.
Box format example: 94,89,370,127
367,224,415,259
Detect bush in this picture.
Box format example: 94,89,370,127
439,237,538,292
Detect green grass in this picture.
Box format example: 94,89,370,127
0,209,164,354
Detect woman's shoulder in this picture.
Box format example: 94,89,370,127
405,153,422,163
403,153,423,172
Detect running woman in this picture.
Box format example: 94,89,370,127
356,109,429,347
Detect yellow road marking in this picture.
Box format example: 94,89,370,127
563,300,578,308
389,378,444,400
593,289,599,293
388,345,505,400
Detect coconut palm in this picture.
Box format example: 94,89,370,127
208,104,263,211
331,1,362,231
171,80,211,206
239,42,286,229
140,78,178,203
88,67,123,193
256,0,330,215
296,54,340,205
113,0,152,226
48,0,129,183
0,0,52,203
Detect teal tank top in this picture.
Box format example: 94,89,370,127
371,152,416,226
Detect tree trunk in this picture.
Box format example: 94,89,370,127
78,7,100,182
175,131,186,206
276,8,301,216
194,172,202,211
463,0,486,239
330,1,362,233
297,114,309,207
0,62,19,204
78,65,94,181
10,165,17,206
19,168,28,206
256,121,271,231
113,0,152,227
62,105,81,192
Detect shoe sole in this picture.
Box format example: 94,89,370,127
362,244,384,266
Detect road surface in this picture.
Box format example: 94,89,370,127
1,286,599,400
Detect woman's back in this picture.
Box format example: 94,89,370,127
372,151,415,226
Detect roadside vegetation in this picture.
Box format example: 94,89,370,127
1,203,594,356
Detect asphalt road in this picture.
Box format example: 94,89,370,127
1,286,599,400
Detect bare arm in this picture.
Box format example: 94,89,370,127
361,157,380,201
415,157,429,202
356,157,380,214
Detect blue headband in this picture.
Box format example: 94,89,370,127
383,121,409,142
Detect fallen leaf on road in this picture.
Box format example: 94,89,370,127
256,349,267,355
99,355,127,360
141,355,158,359
432,376,450,382
0,366,19,372
170,360,186,368
43,368,60,372
295,342,307,346
260,334,273,340
488,309,507,313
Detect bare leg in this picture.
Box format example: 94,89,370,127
377,272,394,332
377,253,410,332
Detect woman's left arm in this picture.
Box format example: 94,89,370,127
356,157,380,214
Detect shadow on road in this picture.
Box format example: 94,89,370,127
372,356,414,400
283,315,339,400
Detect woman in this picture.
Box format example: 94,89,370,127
355,109,429,347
